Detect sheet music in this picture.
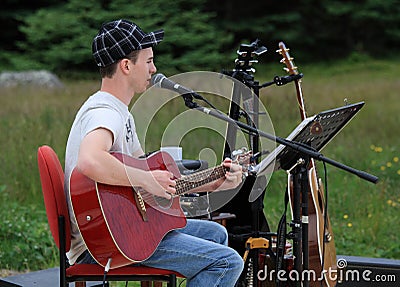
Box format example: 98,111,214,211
253,116,314,175
254,102,365,176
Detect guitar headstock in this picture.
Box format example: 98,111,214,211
277,41,299,76
276,41,307,119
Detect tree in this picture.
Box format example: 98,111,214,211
4,0,400,74
17,0,234,74
0,0,67,70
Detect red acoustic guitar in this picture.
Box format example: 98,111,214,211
69,150,249,269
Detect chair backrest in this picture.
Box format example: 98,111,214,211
37,145,71,251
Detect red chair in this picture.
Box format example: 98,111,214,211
37,145,181,287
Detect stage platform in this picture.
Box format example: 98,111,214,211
0,256,399,286
0,267,101,287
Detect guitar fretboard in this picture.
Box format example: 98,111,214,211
175,166,227,195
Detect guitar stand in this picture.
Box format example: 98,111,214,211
285,157,311,287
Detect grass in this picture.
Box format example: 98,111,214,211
0,58,399,281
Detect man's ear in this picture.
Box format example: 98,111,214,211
119,59,130,74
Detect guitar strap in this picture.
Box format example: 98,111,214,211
275,188,289,287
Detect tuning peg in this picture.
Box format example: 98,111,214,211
276,47,289,54
235,59,247,66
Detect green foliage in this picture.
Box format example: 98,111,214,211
2,0,400,74
17,0,106,72
208,0,400,61
16,0,233,74
0,191,57,271
324,0,400,56
0,50,44,71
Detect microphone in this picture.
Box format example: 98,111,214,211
151,73,220,110
151,73,204,100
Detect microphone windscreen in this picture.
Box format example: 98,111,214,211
151,73,165,87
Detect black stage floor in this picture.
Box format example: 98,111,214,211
1,255,399,287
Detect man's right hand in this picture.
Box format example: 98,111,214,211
141,169,176,199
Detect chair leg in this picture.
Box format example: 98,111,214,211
169,274,177,287
142,279,173,287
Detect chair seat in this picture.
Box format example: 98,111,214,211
67,264,183,277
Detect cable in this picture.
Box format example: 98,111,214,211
320,162,329,287
179,278,187,287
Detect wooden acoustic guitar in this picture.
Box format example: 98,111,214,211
69,150,249,269
277,42,337,287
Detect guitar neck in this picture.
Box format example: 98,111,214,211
294,79,307,120
175,166,227,195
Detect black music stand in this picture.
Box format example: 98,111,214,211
256,101,365,175
255,101,365,287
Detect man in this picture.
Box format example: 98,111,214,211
64,19,244,286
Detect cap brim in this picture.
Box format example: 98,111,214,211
140,29,164,49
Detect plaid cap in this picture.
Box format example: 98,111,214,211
92,19,164,67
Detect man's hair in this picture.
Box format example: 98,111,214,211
99,50,141,78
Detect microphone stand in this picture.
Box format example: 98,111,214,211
221,59,273,286
220,44,307,285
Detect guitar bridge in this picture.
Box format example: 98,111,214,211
133,188,148,222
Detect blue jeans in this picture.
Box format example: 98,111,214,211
78,219,243,286
141,219,244,286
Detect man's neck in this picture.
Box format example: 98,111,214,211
100,77,134,106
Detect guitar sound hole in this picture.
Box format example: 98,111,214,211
153,195,173,209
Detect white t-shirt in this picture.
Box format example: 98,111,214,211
64,91,141,264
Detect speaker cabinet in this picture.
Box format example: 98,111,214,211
336,255,399,287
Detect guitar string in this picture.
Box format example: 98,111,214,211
176,166,226,195
134,165,227,204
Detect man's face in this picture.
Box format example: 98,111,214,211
130,47,157,94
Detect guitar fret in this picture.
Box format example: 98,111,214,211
176,166,226,195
